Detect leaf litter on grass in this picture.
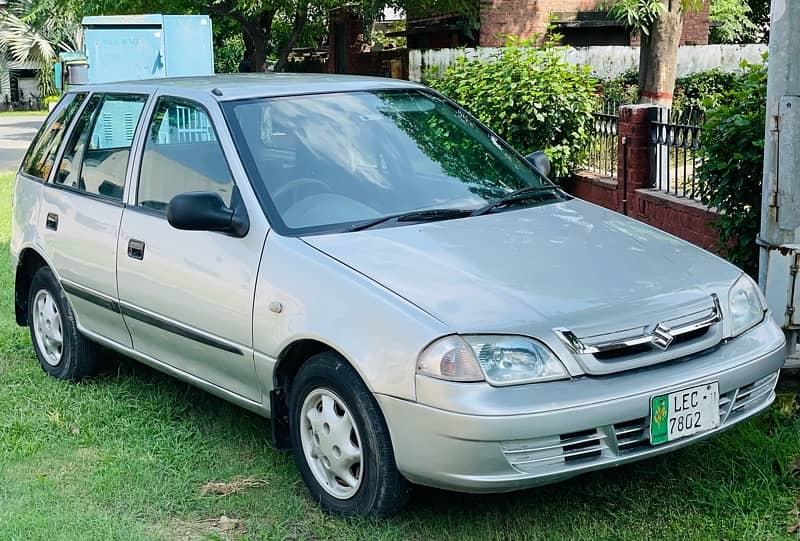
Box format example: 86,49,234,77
200,476,268,496
164,515,248,541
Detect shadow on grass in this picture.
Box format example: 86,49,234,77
92,348,800,529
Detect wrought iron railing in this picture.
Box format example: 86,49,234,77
0,95,44,112
579,100,619,179
649,107,705,199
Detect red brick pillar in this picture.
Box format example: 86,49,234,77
617,105,658,215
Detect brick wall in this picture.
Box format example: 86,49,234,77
478,0,709,47
628,2,710,46
567,104,721,254
479,0,603,46
631,190,719,251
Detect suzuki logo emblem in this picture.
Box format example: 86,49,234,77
651,323,674,350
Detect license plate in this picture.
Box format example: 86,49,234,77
650,382,720,445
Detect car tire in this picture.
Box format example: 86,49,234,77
27,266,98,381
288,351,411,516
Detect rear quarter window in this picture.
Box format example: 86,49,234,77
20,93,87,180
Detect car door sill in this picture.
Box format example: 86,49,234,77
79,326,268,417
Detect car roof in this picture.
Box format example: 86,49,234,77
71,73,425,101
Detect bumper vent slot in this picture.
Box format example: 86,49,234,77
614,417,649,453
560,429,603,463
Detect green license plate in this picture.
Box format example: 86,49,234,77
650,382,720,445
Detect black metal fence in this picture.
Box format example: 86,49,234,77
579,100,619,179
649,107,705,199
0,96,45,112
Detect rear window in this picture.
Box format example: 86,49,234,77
21,93,87,180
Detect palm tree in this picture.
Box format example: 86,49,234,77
0,0,82,99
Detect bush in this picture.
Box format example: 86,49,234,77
695,61,768,275
427,38,598,179
596,67,639,106
673,69,740,112
597,68,743,114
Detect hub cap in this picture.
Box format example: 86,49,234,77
32,289,63,367
299,388,363,499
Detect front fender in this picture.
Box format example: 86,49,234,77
253,234,449,402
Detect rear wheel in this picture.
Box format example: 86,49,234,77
27,266,98,381
288,352,411,516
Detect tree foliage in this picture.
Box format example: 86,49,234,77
607,0,701,35
0,0,84,96
695,60,767,275
709,0,758,43
427,36,598,179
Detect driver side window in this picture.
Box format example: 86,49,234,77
138,97,234,213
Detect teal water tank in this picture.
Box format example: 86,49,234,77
82,14,214,84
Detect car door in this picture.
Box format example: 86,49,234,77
116,94,266,402
40,92,149,348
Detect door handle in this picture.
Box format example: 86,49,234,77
127,239,145,260
45,213,58,231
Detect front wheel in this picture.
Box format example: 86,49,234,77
288,352,411,516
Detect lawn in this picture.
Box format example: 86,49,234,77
0,110,48,117
0,169,799,540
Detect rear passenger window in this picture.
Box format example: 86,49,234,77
54,93,147,201
138,97,234,213
21,93,86,180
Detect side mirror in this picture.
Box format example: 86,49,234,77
167,191,249,237
525,150,551,179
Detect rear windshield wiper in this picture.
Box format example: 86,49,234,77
470,185,566,217
348,208,473,232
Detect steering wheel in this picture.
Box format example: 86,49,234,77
272,177,333,211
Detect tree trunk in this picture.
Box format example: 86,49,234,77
242,10,276,72
273,3,310,73
638,1,684,108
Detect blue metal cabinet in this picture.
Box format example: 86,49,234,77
82,14,214,84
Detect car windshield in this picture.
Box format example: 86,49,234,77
224,89,558,235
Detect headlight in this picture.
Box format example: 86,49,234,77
728,274,766,337
417,335,568,386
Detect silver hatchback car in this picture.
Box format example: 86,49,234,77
10,74,786,516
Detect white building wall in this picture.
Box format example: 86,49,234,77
409,44,769,82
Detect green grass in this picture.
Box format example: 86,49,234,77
0,110,48,117
1,170,799,540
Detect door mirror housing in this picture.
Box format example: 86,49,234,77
525,150,551,179
167,191,249,237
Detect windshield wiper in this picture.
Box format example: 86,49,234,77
470,185,565,217
348,208,473,232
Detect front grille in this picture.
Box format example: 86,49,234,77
593,326,711,360
554,295,725,375
502,371,779,475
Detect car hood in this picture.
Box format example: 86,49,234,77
303,199,741,335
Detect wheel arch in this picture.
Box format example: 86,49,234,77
14,247,51,326
270,338,369,451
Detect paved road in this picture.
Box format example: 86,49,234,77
0,115,45,172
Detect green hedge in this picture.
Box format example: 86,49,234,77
696,61,768,275
427,40,598,179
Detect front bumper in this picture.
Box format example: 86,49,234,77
377,319,786,493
